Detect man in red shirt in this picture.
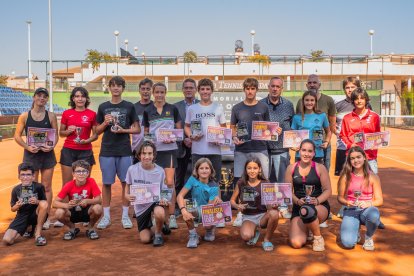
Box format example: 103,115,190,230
54,160,103,240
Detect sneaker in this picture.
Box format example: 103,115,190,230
162,224,171,235
83,222,89,227
328,212,333,220
312,236,325,252
153,235,164,247
169,215,178,229
122,216,133,229
363,238,375,251
42,219,51,230
53,220,64,228
279,207,292,219
216,222,225,228
204,230,215,242
233,212,243,227
337,206,345,218
97,216,111,230
187,232,200,248
307,230,314,241
319,221,328,228
193,220,199,228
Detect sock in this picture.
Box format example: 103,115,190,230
170,214,175,219
189,228,197,235
314,235,322,239
103,207,110,218
122,206,129,217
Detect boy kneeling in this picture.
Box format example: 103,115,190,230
3,163,48,246
54,160,102,240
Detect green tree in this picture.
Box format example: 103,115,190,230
248,55,271,67
310,49,325,62
183,51,198,63
85,49,102,72
0,75,8,86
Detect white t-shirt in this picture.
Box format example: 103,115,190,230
125,162,167,216
185,102,226,155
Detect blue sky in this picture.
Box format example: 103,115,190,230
1,0,412,77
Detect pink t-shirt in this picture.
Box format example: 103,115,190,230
346,173,373,202
61,108,97,150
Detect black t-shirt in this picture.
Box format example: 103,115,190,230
230,101,270,152
237,179,267,215
134,100,153,125
97,100,138,156
10,182,46,215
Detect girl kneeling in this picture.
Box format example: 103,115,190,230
337,146,383,251
230,158,279,252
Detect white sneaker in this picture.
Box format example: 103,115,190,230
122,216,133,229
187,232,200,248
204,230,215,242
97,216,111,229
312,236,325,252
233,212,243,227
319,221,328,228
53,220,64,228
279,207,292,219
169,215,178,229
363,238,375,251
42,219,51,230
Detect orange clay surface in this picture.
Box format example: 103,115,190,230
0,127,413,275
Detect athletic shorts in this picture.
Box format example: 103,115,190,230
242,213,267,228
99,156,132,184
60,147,96,167
70,206,91,223
23,150,57,171
291,202,330,222
155,150,178,169
136,203,160,232
8,210,44,236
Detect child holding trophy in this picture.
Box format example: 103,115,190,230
177,158,222,248
286,139,332,252
125,141,170,247
59,87,98,187
53,160,103,240
3,163,48,246
337,146,383,251
230,158,280,252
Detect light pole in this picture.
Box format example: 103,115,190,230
250,29,256,56
369,29,375,57
26,20,32,91
48,0,54,112
124,39,129,54
134,46,138,57
142,52,146,77
114,30,120,57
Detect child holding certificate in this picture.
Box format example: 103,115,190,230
177,158,222,248
230,158,280,252
125,141,170,247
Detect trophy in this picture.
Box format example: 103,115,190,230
353,190,362,206
236,122,249,141
74,127,82,143
110,111,120,131
219,168,234,198
185,199,199,222
190,120,203,136
304,185,314,204
73,194,82,211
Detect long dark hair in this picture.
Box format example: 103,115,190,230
338,146,371,193
301,90,321,120
241,157,267,183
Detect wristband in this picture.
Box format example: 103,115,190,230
316,198,320,205
180,206,186,211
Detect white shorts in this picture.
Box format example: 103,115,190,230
242,213,266,228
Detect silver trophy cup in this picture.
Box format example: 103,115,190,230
353,190,362,206
304,185,314,204
74,127,82,143
110,112,120,131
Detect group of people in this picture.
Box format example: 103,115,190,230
3,74,384,252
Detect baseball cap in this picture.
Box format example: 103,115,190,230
34,87,49,97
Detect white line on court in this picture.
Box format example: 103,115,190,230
379,154,414,167
0,183,19,192
381,147,414,153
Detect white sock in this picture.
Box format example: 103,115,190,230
189,228,197,235
103,207,110,218
314,235,322,239
122,206,129,217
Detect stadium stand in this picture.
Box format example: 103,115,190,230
0,86,66,115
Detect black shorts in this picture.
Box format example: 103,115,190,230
291,201,330,222
335,149,347,176
60,147,96,167
8,210,42,236
155,150,178,169
136,203,160,232
70,206,91,223
23,150,57,171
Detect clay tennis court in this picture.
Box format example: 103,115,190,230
0,127,413,275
